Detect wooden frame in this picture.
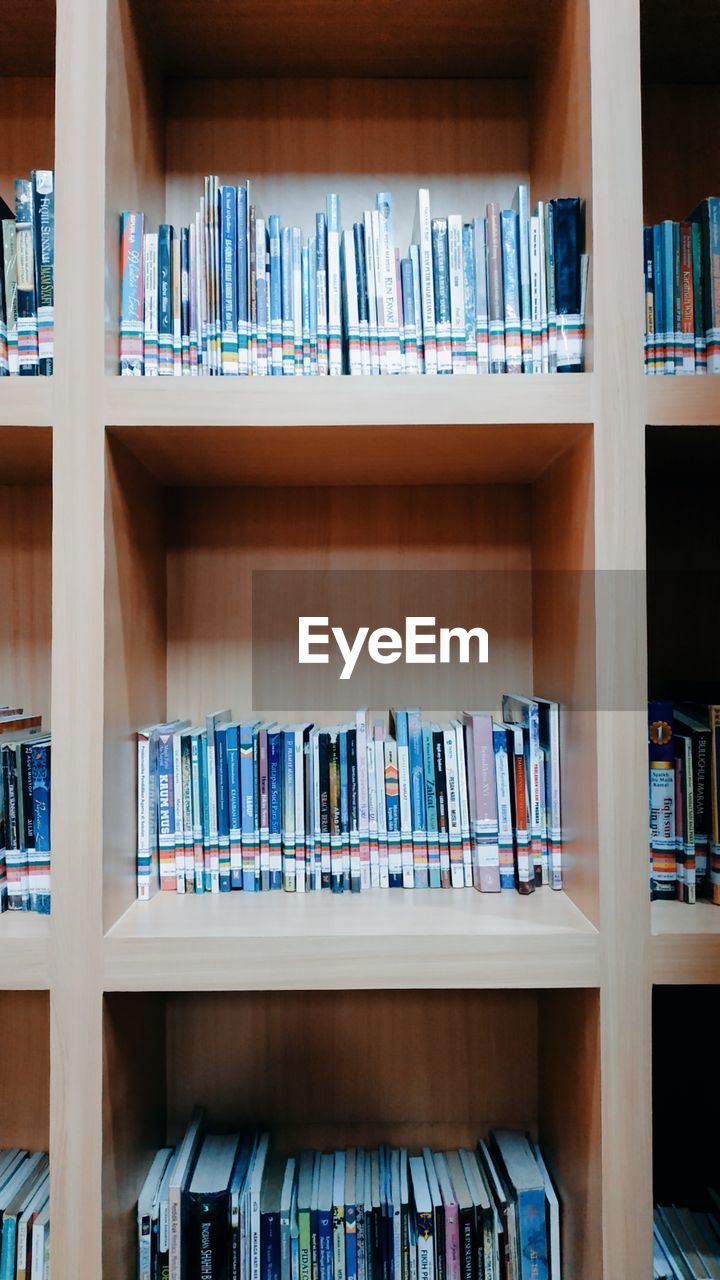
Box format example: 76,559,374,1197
1,0,717,1276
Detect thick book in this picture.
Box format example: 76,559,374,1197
138,1148,174,1280
490,1131,548,1280
168,1106,205,1280
552,197,584,373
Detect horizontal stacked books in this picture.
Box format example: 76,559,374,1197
654,1197,720,1278
120,184,587,378
0,172,55,377
643,197,720,375
0,708,51,915
647,700,720,905
137,1114,561,1280
0,1148,50,1280
137,698,561,901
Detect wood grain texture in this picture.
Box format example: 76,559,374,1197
126,0,551,79
0,991,49,1149
0,77,54,194
0,913,50,989
103,889,600,992
646,377,720,426
642,83,720,224
0,484,52,724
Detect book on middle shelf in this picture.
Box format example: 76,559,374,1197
135,696,562,901
119,183,588,379
0,708,52,916
643,197,720,376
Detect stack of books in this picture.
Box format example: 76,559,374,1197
643,197,720,375
137,697,561,901
654,1197,720,1277
137,1113,561,1280
0,709,51,915
0,172,55,377
120,183,587,378
0,1148,50,1280
648,699,720,905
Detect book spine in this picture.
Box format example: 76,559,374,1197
363,211,381,375
241,725,259,892
431,219,452,374
292,225,303,374
226,726,242,890
237,184,249,375
530,215,543,373
422,725,441,889
544,200,557,372
2,221,18,374
673,220,682,372
493,724,515,890
339,730,351,891
374,724,389,888
691,220,706,374
281,226,295,375
443,727,464,888
268,215,282,376
501,209,522,373
249,201,258,374
188,219,199,373
384,738,402,888
409,242,425,374
191,733,205,893
172,729,187,894
661,220,675,375
172,232,182,374
354,222,371,376
137,733,156,900
342,230,362,375
216,728,231,892
15,179,39,376
220,185,239,375
180,226,190,373
461,224,477,375
33,170,54,375
143,231,159,375
706,198,720,373
649,701,676,900
643,225,655,375
515,184,533,372
401,256,419,375
452,722,473,888
327,195,342,375
316,213,329,375
257,218,269,376
120,211,144,375
259,726,271,891
416,189,437,374
536,202,549,372
486,204,505,373
473,217,489,374
652,223,664,374
376,193,402,373
448,214,466,373
308,234,319,375
295,728,307,892
158,224,174,375
679,221,695,374
283,729,297,892
407,709,428,887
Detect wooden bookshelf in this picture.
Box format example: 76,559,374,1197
2,0,694,1275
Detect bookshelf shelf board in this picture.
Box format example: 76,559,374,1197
651,901,720,983
103,888,599,992
646,378,720,427
0,382,53,428
120,0,553,80
0,913,50,989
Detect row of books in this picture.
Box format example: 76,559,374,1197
648,700,720,905
0,1149,50,1280
137,1113,561,1280
137,696,561,901
0,709,51,915
643,197,720,375
654,1197,720,1279
119,183,587,378
0,173,55,377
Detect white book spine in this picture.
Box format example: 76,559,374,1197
256,217,268,376
448,214,466,373
415,188,437,373
409,243,425,373
137,733,153,900
537,203,549,372
173,729,186,894
452,721,473,888
530,215,543,374
367,737,380,888
370,209,386,373
143,232,159,376
292,227,303,374
397,736,414,889
376,193,402,373
363,210,381,375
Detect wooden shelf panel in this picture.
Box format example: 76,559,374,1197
0,913,50,989
103,889,599,991
122,0,552,80
641,0,720,85
0,3,55,77
652,901,720,983
646,378,720,427
0,382,53,428
105,378,594,486
0,425,52,483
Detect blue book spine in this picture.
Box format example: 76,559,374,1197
407,709,428,888
237,184,249,374
31,741,51,914
215,726,231,892
318,1208,333,1280
157,224,174,376
643,225,655,374
220,185,238,375
281,226,295,375
462,224,477,373
516,1188,549,1280
653,224,664,373
501,209,522,373
269,215,283,376
345,1195,357,1280
240,722,258,891
156,731,176,892
473,216,489,374
262,1211,281,1280
661,221,675,375
422,725,440,888
199,732,212,891
1,1219,18,1280
283,729,296,891
119,210,144,376
226,725,242,890
431,219,452,373
400,257,418,374
339,730,350,892
268,730,283,890
316,213,329,375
